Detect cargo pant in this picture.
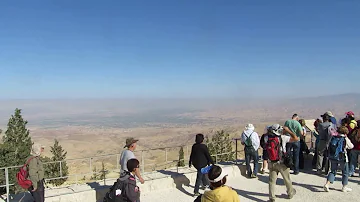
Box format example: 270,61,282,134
269,161,295,201
29,180,45,202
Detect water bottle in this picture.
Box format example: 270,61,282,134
201,165,213,174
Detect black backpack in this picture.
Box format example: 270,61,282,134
103,177,129,202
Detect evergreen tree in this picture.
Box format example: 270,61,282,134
100,161,107,180
42,156,52,179
177,147,185,167
90,166,99,180
45,139,69,186
1,108,32,194
3,108,32,163
207,130,235,163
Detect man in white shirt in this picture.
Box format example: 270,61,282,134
241,123,260,178
120,138,145,184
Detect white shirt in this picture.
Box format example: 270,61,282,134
241,129,260,150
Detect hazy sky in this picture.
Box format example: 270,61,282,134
1,0,359,99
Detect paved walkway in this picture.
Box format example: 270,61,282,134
141,168,360,202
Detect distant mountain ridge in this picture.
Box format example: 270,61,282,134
0,93,358,128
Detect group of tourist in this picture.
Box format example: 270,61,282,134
22,111,359,202
188,111,359,202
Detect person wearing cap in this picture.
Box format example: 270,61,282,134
325,111,337,126
28,143,45,202
345,111,357,134
241,123,260,178
119,138,144,184
200,165,240,202
284,114,304,175
265,124,296,202
316,113,334,175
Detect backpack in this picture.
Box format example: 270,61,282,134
328,136,346,161
16,156,36,189
104,175,132,202
328,125,338,137
244,132,255,154
325,125,338,146
265,135,282,162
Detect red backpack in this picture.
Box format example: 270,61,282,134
265,135,282,161
16,156,36,189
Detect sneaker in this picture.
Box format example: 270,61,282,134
251,174,257,178
194,192,201,197
342,186,352,192
260,169,265,174
288,188,296,199
324,184,330,192
316,170,322,175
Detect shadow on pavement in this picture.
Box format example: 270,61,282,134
87,181,111,202
257,170,325,193
158,170,193,197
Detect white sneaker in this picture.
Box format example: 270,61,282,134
342,186,352,192
324,184,330,192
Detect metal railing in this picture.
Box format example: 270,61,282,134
0,139,243,202
0,132,315,202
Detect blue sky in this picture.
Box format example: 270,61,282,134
1,0,359,99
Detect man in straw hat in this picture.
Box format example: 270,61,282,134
119,138,144,184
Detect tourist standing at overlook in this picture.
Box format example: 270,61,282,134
241,123,260,178
324,126,354,192
344,111,357,135
260,126,271,174
298,119,310,169
120,138,145,184
28,143,45,202
316,113,334,175
264,124,296,202
312,117,323,168
349,125,360,177
200,165,240,202
284,114,303,175
189,133,214,197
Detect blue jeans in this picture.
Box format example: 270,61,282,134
194,169,209,194
327,160,349,186
349,150,360,176
245,150,259,176
286,141,300,173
